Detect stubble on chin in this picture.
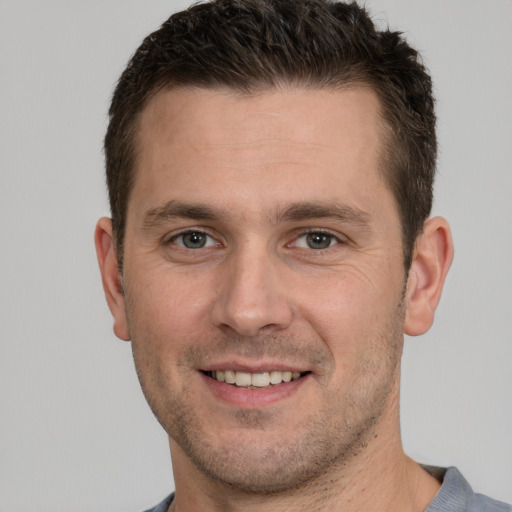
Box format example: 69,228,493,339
129,295,406,496
141,358,401,495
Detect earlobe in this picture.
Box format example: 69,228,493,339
404,217,454,336
94,217,131,341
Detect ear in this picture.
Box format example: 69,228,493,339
404,217,454,336
94,217,131,341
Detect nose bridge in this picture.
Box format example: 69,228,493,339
211,239,293,336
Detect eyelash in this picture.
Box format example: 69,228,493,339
166,228,344,252
168,230,219,249
291,230,342,250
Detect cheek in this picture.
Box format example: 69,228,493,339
125,274,203,398
127,268,214,340
295,267,404,359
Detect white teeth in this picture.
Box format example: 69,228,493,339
269,371,283,384
224,370,236,384
282,371,292,383
251,372,270,387
235,371,252,387
212,370,303,387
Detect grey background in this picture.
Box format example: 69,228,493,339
1,1,510,511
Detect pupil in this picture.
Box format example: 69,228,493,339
183,232,206,248
307,233,331,249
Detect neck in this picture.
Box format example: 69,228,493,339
168,382,440,512
170,445,439,512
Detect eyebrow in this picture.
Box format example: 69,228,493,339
142,201,222,230
273,202,370,226
142,200,371,229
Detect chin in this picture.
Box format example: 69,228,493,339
165,397,383,496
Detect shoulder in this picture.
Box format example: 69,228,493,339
469,493,512,512
425,466,511,512
141,493,174,512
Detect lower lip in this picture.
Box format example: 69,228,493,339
200,372,310,408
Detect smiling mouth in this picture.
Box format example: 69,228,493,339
203,370,309,388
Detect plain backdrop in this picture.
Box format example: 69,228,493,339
1,1,511,511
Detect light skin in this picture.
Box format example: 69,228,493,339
96,86,453,512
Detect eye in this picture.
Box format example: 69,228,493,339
172,231,218,249
294,232,339,250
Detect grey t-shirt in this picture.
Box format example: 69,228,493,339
423,467,510,512
143,467,511,512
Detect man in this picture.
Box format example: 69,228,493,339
95,1,510,511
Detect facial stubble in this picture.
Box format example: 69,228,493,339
128,293,406,497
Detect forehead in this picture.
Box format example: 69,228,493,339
130,86,390,221
137,85,384,156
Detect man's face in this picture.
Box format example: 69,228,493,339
120,86,408,492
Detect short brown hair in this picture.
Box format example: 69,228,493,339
105,0,437,270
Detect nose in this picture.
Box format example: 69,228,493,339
210,244,294,337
